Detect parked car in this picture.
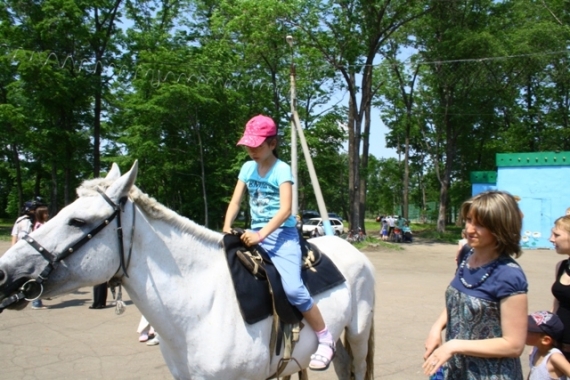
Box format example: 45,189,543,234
301,210,320,223
302,218,344,237
327,212,343,222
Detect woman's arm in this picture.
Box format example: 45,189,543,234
424,308,447,360
222,180,246,233
423,293,527,376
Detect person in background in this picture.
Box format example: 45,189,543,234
402,222,413,243
387,215,395,239
137,315,159,345
423,191,528,379
397,215,407,229
548,215,570,361
310,227,320,238
526,310,570,380
89,283,108,309
381,217,389,241
33,206,49,231
11,199,49,310
11,200,39,246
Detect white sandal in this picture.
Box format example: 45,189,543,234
309,342,335,371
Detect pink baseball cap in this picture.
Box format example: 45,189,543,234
237,115,277,148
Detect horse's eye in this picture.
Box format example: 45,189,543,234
68,218,86,227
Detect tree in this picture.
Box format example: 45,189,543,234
291,0,429,232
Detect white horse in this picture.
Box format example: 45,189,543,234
0,161,375,380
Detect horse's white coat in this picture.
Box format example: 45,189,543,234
0,162,375,380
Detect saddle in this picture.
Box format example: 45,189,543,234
222,229,345,325
222,229,345,378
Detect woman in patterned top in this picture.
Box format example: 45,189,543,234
423,191,528,379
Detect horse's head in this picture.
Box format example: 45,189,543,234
0,161,138,311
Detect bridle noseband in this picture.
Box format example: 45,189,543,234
0,188,133,312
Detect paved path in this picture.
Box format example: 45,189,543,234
0,240,561,379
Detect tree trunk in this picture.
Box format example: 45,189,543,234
11,143,23,211
94,85,102,177
91,0,122,177
359,96,372,233
402,131,410,220
194,122,209,227
437,180,448,232
347,73,360,233
50,162,58,216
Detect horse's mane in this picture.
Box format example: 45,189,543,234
77,177,222,246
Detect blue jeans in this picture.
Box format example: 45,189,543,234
257,227,313,312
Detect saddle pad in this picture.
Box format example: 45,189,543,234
222,234,346,325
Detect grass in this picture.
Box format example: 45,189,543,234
351,236,405,251
360,219,462,248
412,223,462,244
0,219,11,242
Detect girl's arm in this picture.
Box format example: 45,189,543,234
423,293,527,376
424,308,447,360
11,234,17,246
222,180,246,233
549,352,570,377
243,181,293,245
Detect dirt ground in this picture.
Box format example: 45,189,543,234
0,238,562,379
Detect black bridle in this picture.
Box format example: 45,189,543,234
0,188,132,312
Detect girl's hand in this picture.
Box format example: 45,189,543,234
240,230,262,247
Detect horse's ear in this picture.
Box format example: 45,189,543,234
105,163,121,180
105,160,138,201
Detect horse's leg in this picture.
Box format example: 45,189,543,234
331,337,351,379
345,309,374,380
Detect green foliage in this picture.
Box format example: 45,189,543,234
0,0,569,235
414,223,462,244
0,219,11,241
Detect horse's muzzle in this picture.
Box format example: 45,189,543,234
0,273,33,311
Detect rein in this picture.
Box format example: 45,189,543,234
0,188,133,312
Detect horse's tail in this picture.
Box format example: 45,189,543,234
364,317,375,380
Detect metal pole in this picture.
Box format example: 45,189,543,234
291,110,333,236
287,36,298,217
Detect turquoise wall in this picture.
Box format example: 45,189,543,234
497,166,570,249
472,183,497,196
